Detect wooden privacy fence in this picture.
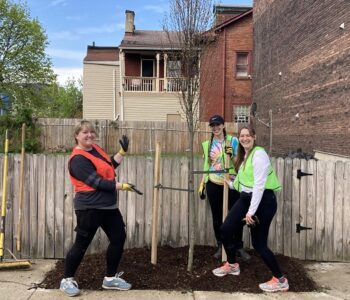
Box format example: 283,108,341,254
0,154,349,261
36,118,237,154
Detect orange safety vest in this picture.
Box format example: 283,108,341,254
69,144,115,192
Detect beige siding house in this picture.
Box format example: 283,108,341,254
83,46,120,120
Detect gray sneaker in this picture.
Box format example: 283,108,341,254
60,278,80,297
237,248,251,261
212,262,240,277
102,272,132,290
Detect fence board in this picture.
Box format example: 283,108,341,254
343,162,350,260
36,155,46,257
179,157,189,246
136,156,146,248
144,156,154,247
63,156,74,256
170,157,181,246
333,161,344,261
298,159,308,260
283,158,293,257
126,157,137,248
161,157,172,245
45,156,55,258
12,155,20,256
21,154,31,258
324,161,335,261
315,161,326,260
29,155,38,258
291,158,300,258
54,155,65,258
305,159,317,260
274,158,284,254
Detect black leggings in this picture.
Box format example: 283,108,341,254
206,180,243,248
64,208,126,278
221,190,283,278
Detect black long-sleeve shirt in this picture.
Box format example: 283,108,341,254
69,147,120,210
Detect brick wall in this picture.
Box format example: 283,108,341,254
253,0,350,157
201,13,253,122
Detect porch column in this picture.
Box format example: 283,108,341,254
164,53,168,92
156,53,160,92
119,50,125,121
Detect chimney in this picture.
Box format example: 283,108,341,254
125,10,135,34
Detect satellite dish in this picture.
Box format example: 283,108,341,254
251,103,257,117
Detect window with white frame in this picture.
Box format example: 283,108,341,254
235,52,250,78
233,105,250,124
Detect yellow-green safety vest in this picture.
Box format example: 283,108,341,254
233,146,281,192
201,134,236,183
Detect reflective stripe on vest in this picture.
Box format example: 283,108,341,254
69,144,115,192
233,146,281,192
201,134,236,183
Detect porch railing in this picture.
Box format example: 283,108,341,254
124,76,187,92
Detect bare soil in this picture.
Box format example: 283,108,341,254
40,245,318,293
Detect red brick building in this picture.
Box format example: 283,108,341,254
253,0,350,158
200,6,253,124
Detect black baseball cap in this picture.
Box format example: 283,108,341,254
209,115,224,126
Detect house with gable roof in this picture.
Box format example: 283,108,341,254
83,6,253,123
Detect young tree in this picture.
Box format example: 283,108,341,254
163,0,213,271
42,78,83,118
0,0,55,114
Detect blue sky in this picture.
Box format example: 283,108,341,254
19,0,253,85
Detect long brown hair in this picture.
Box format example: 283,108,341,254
208,128,227,164
234,126,257,171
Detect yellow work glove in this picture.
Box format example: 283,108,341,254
121,183,143,195
198,181,206,200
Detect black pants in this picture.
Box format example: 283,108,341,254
206,180,243,249
64,208,126,278
220,190,283,278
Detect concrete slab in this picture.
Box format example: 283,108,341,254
305,262,350,300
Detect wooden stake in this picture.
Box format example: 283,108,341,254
16,123,26,252
151,142,161,264
222,139,230,262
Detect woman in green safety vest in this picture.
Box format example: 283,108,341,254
198,115,250,261
212,126,289,293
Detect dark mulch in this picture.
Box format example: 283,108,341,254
40,245,318,293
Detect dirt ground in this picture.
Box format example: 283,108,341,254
40,245,318,293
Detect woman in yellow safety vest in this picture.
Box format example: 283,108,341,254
198,115,250,261
212,126,289,293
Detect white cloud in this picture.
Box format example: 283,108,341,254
50,0,68,7
47,48,85,61
54,67,82,86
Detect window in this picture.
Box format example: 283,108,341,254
167,60,181,77
233,105,250,124
235,52,250,78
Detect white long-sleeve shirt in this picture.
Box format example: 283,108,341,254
230,149,270,215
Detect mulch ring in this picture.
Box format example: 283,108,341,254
40,245,319,293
